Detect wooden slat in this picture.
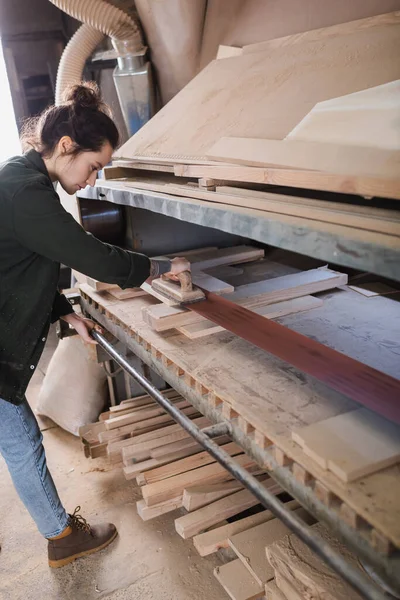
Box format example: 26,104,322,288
177,296,323,339
140,442,242,484
142,453,256,507
214,559,264,600
183,480,244,511
136,496,183,521
174,163,400,200
292,408,400,482
107,415,208,457
206,137,400,179
193,500,300,557
175,479,282,539
104,399,190,430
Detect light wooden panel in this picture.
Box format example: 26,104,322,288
286,80,400,150
292,408,400,481
117,17,400,161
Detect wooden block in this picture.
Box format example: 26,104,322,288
183,480,244,512
141,442,242,485
142,453,254,507
206,137,400,178
136,496,183,521
193,500,300,557
178,296,322,338
216,45,243,60
175,478,282,539
151,437,203,459
214,559,264,600
228,508,315,586
124,459,160,480
348,282,398,297
107,287,148,300
152,275,205,303
292,408,400,482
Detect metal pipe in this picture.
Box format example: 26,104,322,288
92,330,390,600
201,423,231,438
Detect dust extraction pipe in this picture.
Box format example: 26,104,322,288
50,0,152,135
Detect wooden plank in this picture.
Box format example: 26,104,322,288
286,81,400,151
183,480,244,511
151,437,203,459
214,559,264,600
136,496,183,521
144,268,346,332
142,453,256,507
348,282,398,297
178,296,323,339
104,399,190,430
107,287,148,300
194,500,300,557
216,186,400,221
191,272,234,295
206,137,400,179
191,246,264,271
121,416,210,463
174,163,400,200
99,405,199,443
274,573,304,600
107,415,208,457
228,508,315,586
175,479,282,539
292,408,400,482
243,12,400,54
116,18,400,163
140,442,242,484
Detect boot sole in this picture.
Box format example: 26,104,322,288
48,529,118,568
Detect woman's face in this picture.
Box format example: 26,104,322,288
58,141,113,195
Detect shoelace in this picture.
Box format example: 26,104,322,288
68,506,93,536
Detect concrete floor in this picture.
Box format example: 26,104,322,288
0,328,229,600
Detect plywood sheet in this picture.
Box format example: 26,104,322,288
292,408,400,481
286,80,400,150
117,18,400,161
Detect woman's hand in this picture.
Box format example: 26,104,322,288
166,257,191,281
61,313,103,345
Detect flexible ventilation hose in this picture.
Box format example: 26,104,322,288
50,0,144,104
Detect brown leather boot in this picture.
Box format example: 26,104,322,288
48,506,118,568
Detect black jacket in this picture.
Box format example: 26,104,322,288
0,150,151,404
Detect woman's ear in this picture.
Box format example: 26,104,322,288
58,136,74,155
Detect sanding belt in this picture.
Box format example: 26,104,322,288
187,292,400,425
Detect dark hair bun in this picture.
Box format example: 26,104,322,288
64,82,102,111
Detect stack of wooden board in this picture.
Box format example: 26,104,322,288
108,12,400,201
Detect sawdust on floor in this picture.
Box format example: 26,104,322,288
0,327,229,600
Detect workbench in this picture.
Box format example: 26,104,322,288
78,182,400,591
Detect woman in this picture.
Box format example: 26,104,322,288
0,83,189,568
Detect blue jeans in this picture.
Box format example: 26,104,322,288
0,397,69,538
